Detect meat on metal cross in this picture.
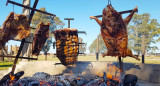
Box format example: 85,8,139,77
64,18,74,28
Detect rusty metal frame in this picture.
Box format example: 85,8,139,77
6,0,56,17
4,0,56,74
10,0,39,75
94,9,138,18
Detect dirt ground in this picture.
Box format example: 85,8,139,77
0,61,160,86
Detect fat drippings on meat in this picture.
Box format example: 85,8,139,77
91,5,140,60
54,28,79,66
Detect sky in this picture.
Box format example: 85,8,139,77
0,0,160,54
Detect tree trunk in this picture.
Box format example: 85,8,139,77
5,45,11,61
0,49,4,61
10,45,13,61
142,35,146,63
96,36,99,61
45,52,47,61
22,0,31,61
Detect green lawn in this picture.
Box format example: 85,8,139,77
0,61,13,70
0,55,160,70
0,58,19,70
35,55,160,64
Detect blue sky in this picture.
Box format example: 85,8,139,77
0,0,160,53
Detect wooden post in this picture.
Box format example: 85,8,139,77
5,45,10,61
26,33,34,61
22,0,31,61
5,45,8,54
118,56,123,73
0,48,4,61
142,35,145,63
45,53,47,61
15,45,17,55
10,45,13,61
45,48,47,60
96,35,99,61
10,45,12,55
22,0,30,17
79,38,82,49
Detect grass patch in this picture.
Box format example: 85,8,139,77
32,55,160,64
1,55,159,70
0,62,13,70
0,57,20,70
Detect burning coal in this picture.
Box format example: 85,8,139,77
0,65,138,86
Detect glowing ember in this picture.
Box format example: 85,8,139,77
9,74,15,85
9,75,15,81
96,64,121,84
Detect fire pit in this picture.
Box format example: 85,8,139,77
5,72,137,86
0,62,138,86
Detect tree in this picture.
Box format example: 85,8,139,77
128,13,160,55
31,7,64,55
89,34,107,54
31,8,64,36
42,37,52,60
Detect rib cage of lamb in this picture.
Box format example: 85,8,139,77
54,28,79,66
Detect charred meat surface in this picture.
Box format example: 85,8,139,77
54,28,79,66
0,12,30,49
32,22,49,56
90,5,140,60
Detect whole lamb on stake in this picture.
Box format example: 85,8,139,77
90,5,140,60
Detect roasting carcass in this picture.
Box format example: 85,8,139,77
90,5,140,60
54,28,79,66
0,12,30,49
32,22,49,56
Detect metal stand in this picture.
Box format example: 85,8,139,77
94,9,138,18
64,18,74,28
118,56,123,73
11,0,39,75
5,0,56,75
